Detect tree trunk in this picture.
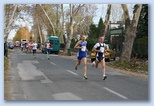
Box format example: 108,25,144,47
103,4,112,37
120,26,136,61
64,4,73,52
61,4,65,43
120,4,142,62
39,4,56,36
37,19,43,44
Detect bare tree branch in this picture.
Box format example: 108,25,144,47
73,4,85,16
39,4,56,35
103,4,112,36
132,4,142,27
121,4,130,22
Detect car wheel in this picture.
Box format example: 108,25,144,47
113,54,116,60
108,58,110,62
105,58,110,62
55,51,59,54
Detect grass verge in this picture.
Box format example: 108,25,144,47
106,60,148,76
4,49,12,100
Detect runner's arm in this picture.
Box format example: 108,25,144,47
74,41,82,49
92,47,101,52
92,43,101,52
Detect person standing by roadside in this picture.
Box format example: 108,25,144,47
92,36,107,80
32,41,38,59
74,35,88,79
4,40,8,58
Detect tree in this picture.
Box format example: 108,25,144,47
61,4,66,43
132,4,148,58
4,4,18,40
64,4,85,51
88,23,98,38
65,4,73,51
136,4,148,38
97,17,105,37
120,4,142,62
73,4,98,36
13,26,32,42
87,17,105,51
88,17,105,39
103,4,112,37
37,18,43,43
39,4,56,36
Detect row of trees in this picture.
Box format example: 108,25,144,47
4,4,146,62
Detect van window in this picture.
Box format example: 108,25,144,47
49,40,59,44
55,40,59,44
50,40,54,44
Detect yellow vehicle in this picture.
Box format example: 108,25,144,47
90,44,116,62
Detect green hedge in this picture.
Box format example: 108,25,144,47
132,36,148,58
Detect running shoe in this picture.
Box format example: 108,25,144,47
103,75,107,80
83,75,88,80
75,66,77,70
92,61,95,67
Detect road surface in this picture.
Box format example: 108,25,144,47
7,48,148,100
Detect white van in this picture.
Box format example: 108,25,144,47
21,39,28,44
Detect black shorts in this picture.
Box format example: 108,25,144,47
96,56,104,62
33,49,36,53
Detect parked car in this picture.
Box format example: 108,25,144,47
90,44,116,62
8,42,14,49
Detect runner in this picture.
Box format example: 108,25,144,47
28,41,32,53
25,41,29,53
32,41,37,59
20,42,24,51
92,36,107,80
74,35,88,79
46,40,52,60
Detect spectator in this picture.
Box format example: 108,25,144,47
4,41,8,58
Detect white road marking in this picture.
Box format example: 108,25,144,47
66,70,78,76
41,79,53,83
53,92,82,100
41,58,45,60
103,87,128,100
50,62,56,65
50,55,58,56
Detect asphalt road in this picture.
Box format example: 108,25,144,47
8,48,148,101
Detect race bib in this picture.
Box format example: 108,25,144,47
100,47,104,52
81,46,86,51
